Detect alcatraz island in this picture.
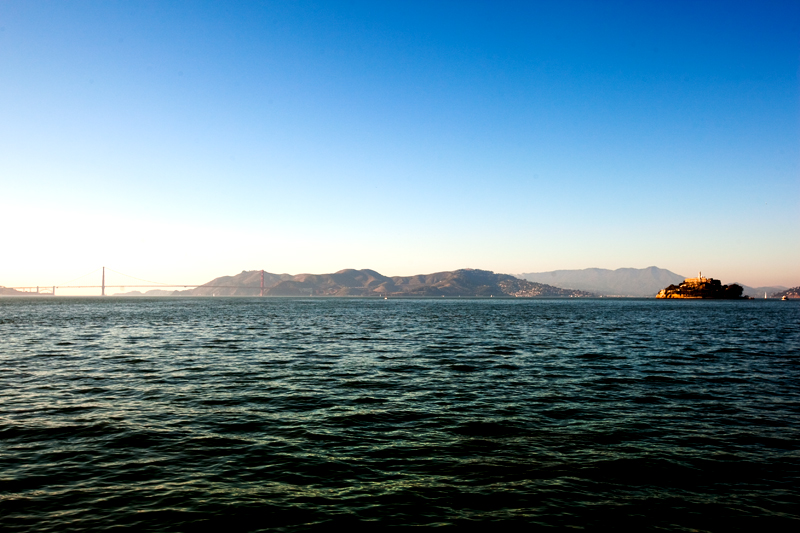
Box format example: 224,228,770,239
656,272,748,299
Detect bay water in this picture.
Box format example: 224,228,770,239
1,298,798,531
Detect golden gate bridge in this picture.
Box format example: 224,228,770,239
7,267,271,296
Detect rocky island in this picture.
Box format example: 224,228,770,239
656,273,747,299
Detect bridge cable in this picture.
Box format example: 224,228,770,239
57,267,103,286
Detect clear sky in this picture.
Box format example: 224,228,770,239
1,0,798,293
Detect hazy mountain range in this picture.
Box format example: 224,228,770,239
0,287,26,296
518,267,788,298
740,285,791,299
518,267,685,297
3,267,792,298
110,289,176,297
174,268,593,298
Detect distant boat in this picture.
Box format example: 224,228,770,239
782,296,788,301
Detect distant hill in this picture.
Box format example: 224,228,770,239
0,286,28,296
0,286,48,296
737,284,788,298
518,267,685,297
187,270,294,296
772,287,800,299
112,289,179,296
181,268,593,298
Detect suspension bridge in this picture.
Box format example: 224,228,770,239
5,267,272,296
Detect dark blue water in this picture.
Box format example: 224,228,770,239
1,298,798,531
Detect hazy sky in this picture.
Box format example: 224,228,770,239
2,1,798,292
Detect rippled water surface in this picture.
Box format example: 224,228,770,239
1,298,799,531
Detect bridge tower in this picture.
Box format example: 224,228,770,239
102,266,105,296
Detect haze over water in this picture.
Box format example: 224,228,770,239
2,297,798,531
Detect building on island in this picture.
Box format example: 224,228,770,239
656,272,747,299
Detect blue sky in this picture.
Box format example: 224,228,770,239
1,1,798,291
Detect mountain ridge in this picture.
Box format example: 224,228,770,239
180,268,594,298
